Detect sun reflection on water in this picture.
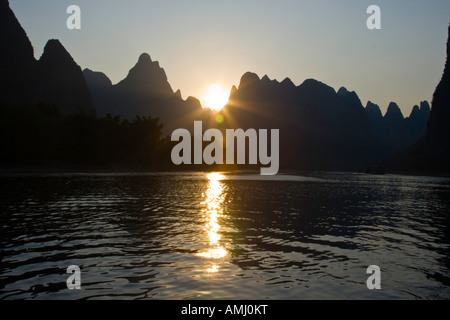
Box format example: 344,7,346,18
197,173,227,272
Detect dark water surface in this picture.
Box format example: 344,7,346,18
1,172,449,300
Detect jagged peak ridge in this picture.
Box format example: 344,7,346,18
385,102,404,120
0,0,35,62
239,72,260,89
337,87,363,107
299,78,336,96
427,23,450,139
366,101,383,117
420,100,430,112
281,77,295,87
83,68,113,87
116,52,173,95
39,39,77,65
337,87,350,95
138,52,152,63
366,101,381,111
136,52,163,69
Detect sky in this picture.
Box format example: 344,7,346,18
9,0,450,116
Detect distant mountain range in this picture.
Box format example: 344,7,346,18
213,72,430,169
387,25,450,174
1,0,448,173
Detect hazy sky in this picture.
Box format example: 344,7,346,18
10,0,450,115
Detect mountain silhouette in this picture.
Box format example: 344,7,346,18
117,53,174,97
405,101,430,137
216,71,431,170
362,99,430,163
388,24,450,174
428,26,450,141
219,73,378,169
36,39,93,114
0,0,92,114
84,54,209,133
83,68,112,113
365,101,384,129
90,53,174,118
384,102,404,128
0,0,35,107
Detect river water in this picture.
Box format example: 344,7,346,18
0,172,449,299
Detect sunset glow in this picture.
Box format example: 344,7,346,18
203,84,229,111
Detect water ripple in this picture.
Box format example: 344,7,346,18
0,173,449,299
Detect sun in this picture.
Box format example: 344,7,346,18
203,84,229,111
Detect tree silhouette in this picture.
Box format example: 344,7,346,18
0,103,170,168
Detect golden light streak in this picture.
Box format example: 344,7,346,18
197,173,228,265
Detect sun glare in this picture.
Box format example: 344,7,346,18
203,84,229,111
